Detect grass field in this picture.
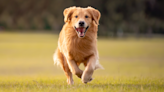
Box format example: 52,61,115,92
0,32,164,92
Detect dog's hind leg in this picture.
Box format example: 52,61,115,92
63,61,74,85
53,48,74,85
63,57,74,85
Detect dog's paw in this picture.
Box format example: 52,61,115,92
82,77,93,84
81,70,93,84
67,78,74,85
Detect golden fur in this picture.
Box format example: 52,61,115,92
53,6,103,85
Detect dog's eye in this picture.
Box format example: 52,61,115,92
75,16,78,18
85,15,88,18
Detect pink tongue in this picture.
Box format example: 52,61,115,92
77,28,85,36
79,32,84,36
78,28,84,32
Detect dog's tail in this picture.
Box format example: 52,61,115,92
53,48,61,66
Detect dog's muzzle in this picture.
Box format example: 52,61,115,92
74,26,89,37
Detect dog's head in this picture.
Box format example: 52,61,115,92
63,6,101,38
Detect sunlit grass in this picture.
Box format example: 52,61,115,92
0,32,164,92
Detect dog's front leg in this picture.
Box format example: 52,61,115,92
66,59,83,78
82,55,97,84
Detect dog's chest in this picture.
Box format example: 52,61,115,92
68,38,94,62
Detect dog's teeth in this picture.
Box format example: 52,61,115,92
79,32,84,37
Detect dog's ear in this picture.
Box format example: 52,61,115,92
87,7,101,25
63,6,76,23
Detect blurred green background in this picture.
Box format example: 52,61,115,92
0,0,164,37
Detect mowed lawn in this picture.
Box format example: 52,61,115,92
0,32,164,92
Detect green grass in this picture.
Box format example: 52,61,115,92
0,32,164,92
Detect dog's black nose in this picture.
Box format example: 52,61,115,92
79,21,85,27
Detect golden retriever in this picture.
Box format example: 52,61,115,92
53,6,103,85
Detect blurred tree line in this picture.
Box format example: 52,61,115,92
0,0,164,37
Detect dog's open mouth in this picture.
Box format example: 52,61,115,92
75,26,89,37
